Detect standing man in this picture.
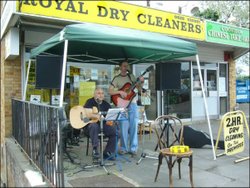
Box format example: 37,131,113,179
84,87,116,160
109,60,144,156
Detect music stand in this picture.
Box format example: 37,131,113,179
105,108,131,171
136,108,158,165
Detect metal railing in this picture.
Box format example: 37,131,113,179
12,99,66,187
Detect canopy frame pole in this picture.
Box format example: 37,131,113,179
83,54,119,64
155,54,173,61
130,53,159,64
196,54,216,160
67,54,120,64
59,40,69,107
23,59,32,101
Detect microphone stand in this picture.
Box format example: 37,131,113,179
136,106,158,165
97,102,115,174
105,111,131,171
73,100,114,175
99,114,112,174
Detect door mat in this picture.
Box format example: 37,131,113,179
68,174,136,187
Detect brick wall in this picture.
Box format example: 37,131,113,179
1,35,22,137
1,35,22,186
1,39,5,144
228,58,236,111
0,38,6,187
4,58,22,137
4,57,22,136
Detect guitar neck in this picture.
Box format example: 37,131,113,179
129,67,150,91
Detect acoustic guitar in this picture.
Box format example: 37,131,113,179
111,65,154,108
69,105,113,129
69,106,100,129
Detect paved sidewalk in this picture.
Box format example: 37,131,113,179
63,113,249,187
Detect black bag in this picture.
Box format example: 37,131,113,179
182,126,224,149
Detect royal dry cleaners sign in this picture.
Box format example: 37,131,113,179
18,0,205,40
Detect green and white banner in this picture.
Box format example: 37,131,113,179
206,21,249,48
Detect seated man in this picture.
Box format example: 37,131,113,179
83,87,116,160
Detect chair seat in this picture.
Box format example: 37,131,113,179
160,148,193,157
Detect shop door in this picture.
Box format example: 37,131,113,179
192,65,218,120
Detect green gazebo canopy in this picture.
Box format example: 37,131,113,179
30,22,197,64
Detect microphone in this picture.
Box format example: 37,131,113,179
99,111,108,115
96,98,102,104
95,98,107,115
142,88,147,93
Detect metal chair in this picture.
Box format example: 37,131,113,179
153,115,194,188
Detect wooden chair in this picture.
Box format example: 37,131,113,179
153,115,194,188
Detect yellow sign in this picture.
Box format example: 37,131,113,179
79,81,96,105
70,66,80,76
223,114,244,155
18,0,205,41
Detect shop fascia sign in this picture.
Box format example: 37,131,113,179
206,21,249,48
18,0,205,41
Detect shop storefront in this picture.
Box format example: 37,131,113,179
1,1,249,186
1,1,249,124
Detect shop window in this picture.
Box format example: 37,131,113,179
219,63,228,114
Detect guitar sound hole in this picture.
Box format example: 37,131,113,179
83,117,90,123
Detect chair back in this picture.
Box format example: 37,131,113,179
153,115,184,149
138,106,147,124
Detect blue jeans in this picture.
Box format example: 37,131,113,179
119,103,139,152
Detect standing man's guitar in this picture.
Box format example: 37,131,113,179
111,65,154,108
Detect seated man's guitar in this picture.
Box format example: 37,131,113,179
69,105,113,129
69,106,99,129
111,65,154,108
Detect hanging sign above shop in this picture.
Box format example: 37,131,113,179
18,0,205,41
206,21,249,48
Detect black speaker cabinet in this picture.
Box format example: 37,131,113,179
36,55,63,89
155,63,181,90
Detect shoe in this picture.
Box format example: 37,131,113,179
103,152,115,161
129,151,137,157
118,150,128,155
92,149,100,159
